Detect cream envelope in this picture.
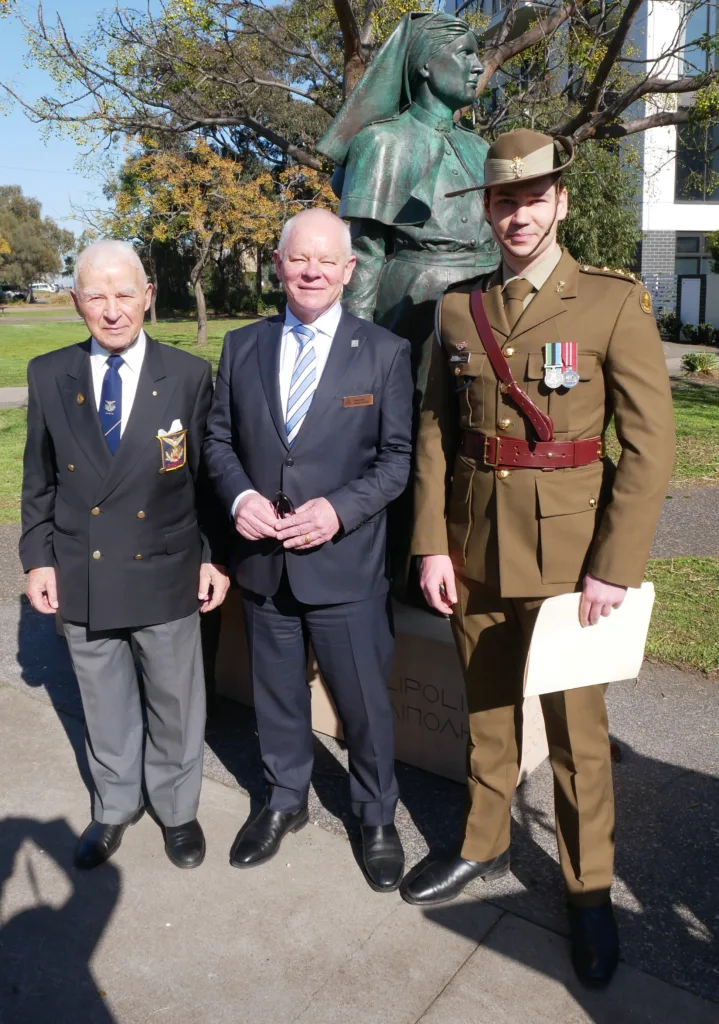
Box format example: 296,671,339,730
523,582,656,697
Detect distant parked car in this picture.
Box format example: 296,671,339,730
30,282,58,293
0,285,28,301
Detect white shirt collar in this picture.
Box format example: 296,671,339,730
90,329,146,373
283,301,342,339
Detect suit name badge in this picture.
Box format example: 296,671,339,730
543,343,579,390
343,394,374,408
156,418,187,471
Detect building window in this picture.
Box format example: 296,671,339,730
675,2,719,201
675,233,716,277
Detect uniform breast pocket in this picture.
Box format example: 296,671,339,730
453,354,487,428
535,463,604,584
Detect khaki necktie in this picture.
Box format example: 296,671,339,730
503,278,534,332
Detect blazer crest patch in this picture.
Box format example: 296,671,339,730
156,428,187,471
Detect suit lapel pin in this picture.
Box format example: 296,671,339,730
152,390,158,396
351,338,359,348
77,393,85,405
456,342,467,350
556,281,566,294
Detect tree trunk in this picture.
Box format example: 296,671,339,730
255,246,263,299
190,236,213,346
149,243,158,326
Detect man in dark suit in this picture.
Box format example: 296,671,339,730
203,209,413,891
20,240,229,871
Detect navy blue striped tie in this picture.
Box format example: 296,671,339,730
99,354,123,454
285,325,317,445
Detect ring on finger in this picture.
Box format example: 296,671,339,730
304,533,311,545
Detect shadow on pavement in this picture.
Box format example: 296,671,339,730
15,597,94,806
414,735,719,1010
0,817,120,1023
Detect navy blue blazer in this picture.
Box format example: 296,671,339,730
20,336,227,631
202,310,413,604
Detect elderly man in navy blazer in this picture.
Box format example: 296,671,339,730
203,209,413,891
21,240,229,872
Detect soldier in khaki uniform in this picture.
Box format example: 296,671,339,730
399,129,675,988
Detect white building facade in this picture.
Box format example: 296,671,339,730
446,0,719,327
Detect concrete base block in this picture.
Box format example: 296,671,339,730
216,588,548,785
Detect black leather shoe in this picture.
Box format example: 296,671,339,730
74,806,144,870
229,805,309,868
164,818,206,869
400,849,510,906
569,901,620,988
361,824,405,892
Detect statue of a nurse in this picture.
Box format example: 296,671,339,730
317,11,499,385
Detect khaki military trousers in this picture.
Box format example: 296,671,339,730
451,575,615,907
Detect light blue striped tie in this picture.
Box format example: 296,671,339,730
285,324,317,445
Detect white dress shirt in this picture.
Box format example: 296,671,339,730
90,329,146,438
232,302,343,515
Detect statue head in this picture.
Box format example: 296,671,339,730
408,27,483,112
317,13,482,166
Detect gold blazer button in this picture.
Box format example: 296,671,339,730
497,469,511,480
498,418,512,431
67,464,75,471
92,550,101,560
137,510,146,519
91,507,100,516
135,553,143,560
505,347,515,357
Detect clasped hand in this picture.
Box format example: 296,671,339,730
234,493,340,550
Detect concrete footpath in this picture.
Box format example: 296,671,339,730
1,682,716,1024
1,509,718,1023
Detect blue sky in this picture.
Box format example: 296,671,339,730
0,3,114,237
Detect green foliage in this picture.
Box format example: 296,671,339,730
645,558,719,675
681,350,719,374
681,323,717,346
558,142,641,270
0,186,75,288
656,309,680,340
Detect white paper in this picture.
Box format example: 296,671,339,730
523,582,655,697
157,419,183,436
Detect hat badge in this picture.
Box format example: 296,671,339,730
510,156,524,179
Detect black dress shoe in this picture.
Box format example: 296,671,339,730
229,805,309,868
400,849,510,906
164,819,206,869
361,824,405,893
74,806,144,870
569,901,620,988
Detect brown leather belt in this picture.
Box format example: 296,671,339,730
462,432,604,470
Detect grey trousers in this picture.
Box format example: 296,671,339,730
63,610,206,827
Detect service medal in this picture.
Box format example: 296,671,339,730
543,343,563,389
561,342,579,388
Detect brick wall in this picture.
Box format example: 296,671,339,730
640,230,676,312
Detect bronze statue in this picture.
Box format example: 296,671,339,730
317,11,499,386
317,11,498,595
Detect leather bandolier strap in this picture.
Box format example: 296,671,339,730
469,288,554,442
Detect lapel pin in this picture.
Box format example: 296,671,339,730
556,281,565,294
77,393,85,405
351,339,359,348
152,390,158,396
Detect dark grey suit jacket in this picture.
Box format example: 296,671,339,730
202,310,413,604
20,336,226,631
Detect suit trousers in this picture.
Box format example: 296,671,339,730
63,610,206,827
451,575,615,907
242,575,399,826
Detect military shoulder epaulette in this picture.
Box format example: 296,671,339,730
579,264,638,283
445,270,494,296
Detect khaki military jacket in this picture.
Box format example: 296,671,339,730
411,248,675,597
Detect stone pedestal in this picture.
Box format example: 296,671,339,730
215,589,548,785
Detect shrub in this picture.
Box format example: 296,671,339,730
656,309,679,339
682,323,698,344
681,351,719,374
696,322,718,346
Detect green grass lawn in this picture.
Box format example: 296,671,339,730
645,558,719,674
0,409,27,525
0,317,257,387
